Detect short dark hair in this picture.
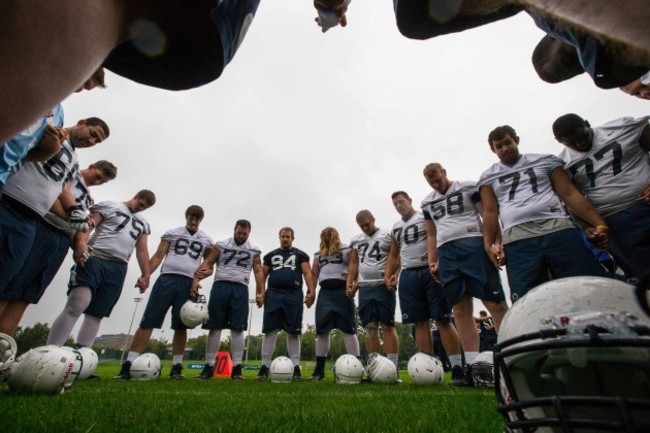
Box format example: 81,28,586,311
135,189,156,206
355,209,375,223
391,191,410,200
85,117,110,137
488,125,517,148
552,113,589,140
235,219,251,230
185,205,204,219
279,226,294,237
92,160,117,180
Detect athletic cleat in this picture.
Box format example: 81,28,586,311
169,363,185,379
113,361,131,380
395,377,403,384
195,363,214,380
451,364,475,387
256,365,269,381
87,374,102,381
292,365,302,381
310,371,325,381
231,364,244,380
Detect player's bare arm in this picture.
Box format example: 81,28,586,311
194,247,219,280
72,211,103,266
479,185,505,267
313,0,350,32
551,168,609,249
302,262,316,308
252,255,265,307
424,219,441,282
134,234,151,293
148,239,170,275
346,249,359,298
384,238,400,291
257,265,271,308
23,124,66,162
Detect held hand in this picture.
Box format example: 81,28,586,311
256,291,265,308
429,261,441,283
194,266,213,280
135,275,150,293
304,292,315,308
69,205,91,233
585,226,609,250
73,244,93,267
314,0,350,32
489,244,506,269
190,282,201,298
345,283,356,299
386,275,398,292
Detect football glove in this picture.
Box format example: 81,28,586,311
68,205,91,233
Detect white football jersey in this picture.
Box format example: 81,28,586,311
159,227,214,278
558,116,650,216
421,180,483,247
2,138,78,216
314,245,350,282
88,201,151,263
42,171,92,236
478,154,569,231
213,237,262,285
391,211,428,269
350,229,392,286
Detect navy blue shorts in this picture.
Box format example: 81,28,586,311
0,199,38,293
262,287,303,335
358,284,396,328
69,257,128,318
504,228,609,302
203,280,249,332
139,273,193,330
438,237,505,305
604,202,650,282
398,266,451,324
104,0,260,90
3,219,69,303
315,285,356,334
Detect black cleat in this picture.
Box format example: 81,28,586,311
195,363,215,380
451,364,475,387
113,361,131,380
256,365,269,381
87,374,102,381
169,363,185,379
310,371,325,381
231,364,244,380
292,365,302,382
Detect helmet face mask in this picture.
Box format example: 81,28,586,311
180,295,209,328
269,356,293,383
0,332,18,369
472,351,494,388
495,277,650,433
4,345,81,395
334,354,364,385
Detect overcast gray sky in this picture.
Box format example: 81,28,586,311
21,2,648,341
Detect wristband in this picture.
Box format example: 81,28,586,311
640,71,650,86
595,225,609,232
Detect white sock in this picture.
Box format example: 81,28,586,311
231,331,244,365
204,329,221,365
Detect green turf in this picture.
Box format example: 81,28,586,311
2,360,505,433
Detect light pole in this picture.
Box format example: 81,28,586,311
119,297,143,364
244,299,255,364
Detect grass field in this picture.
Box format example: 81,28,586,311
2,360,505,433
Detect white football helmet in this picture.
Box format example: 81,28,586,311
0,332,17,369
180,295,209,328
60,346,84,389
407,352,444,386
76,347,99,380
471,351,494,388
4,345,81,394
269,356,293,383
367,353,398,384
495,277,650,433
333,354,364,385
130,353,161,380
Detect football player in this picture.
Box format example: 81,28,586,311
192,219,265,381
0,160,117,337
46,190,156,348
114,205,214,380
309,227,360,381
256,227,315,381
346,210,400,374
478,125,612,303
384,192,462,383
553,114,650,283
421,163,508,386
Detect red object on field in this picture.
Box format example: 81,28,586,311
214,351,233,377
